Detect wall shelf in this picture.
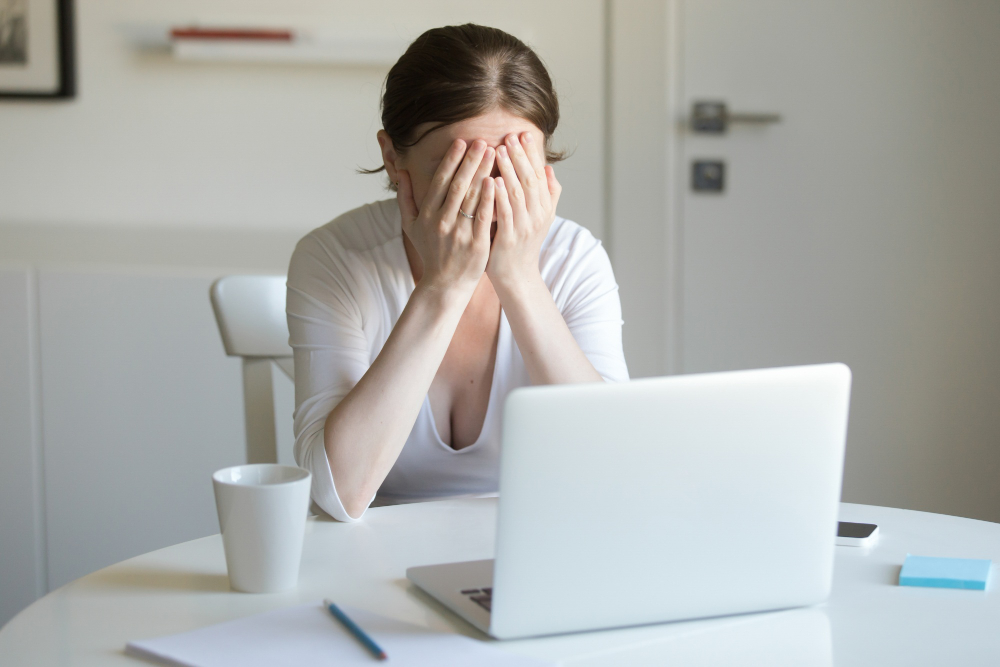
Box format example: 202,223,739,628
126,24,407,67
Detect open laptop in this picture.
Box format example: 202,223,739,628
407,363,852,639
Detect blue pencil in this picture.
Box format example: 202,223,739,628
323,599,388,661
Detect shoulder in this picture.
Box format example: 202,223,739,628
294,199,400,259
288,199,403,280
287,199,406,315
539,216,613,281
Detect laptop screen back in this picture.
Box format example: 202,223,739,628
489,363,852,639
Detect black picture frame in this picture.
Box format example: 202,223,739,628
0,0,75,99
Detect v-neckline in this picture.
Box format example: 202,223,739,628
395,220,507,455
423,312,506,454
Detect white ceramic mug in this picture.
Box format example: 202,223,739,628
212,464,312,593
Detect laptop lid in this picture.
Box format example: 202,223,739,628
489,363,851,639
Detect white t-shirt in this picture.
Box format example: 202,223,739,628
287,199,629,522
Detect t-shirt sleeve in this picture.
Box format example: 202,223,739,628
286,234,376,522
544,222,630,383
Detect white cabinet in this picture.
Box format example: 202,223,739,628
0,265,298,627
0,268,45,628
37,268,249,590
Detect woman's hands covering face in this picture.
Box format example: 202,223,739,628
487,132,562,289
397,138,496,295
397,131,560,294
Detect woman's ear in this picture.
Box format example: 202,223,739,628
377,130,401,185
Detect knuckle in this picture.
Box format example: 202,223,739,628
449,180,467,197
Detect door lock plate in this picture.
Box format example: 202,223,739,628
692,160,725,192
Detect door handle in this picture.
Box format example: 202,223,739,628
691,101,781,134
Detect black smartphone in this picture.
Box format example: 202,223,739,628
837,521,879,547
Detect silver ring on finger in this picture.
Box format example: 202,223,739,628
458,209,475,219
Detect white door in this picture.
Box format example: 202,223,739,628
611,0,1000,522
679,0,1000,521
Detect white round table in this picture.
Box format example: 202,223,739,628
1,499,997,665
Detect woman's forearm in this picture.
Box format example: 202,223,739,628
486,133,596,384
493,271,603,386
324,283,469,518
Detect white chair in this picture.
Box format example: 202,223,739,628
210,275,293,465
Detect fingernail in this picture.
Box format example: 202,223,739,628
506,135,516,146
472,139,486,150
498,146,508,159
522,133,533,143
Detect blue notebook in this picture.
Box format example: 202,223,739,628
899,555,992,590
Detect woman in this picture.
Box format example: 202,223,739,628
287,24,628,522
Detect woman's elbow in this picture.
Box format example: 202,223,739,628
340,492,370,521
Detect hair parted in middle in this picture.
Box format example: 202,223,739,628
364,23,565,188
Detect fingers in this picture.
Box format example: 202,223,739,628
502,134,539,205
473,176,495,245
441,139,489,219
496,145,527,212
545,165,562,209
520,132,547,180
494,176,514,240
425,139,469,212
461,146,496,221
396,170,419,224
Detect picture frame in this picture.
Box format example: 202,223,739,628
0,0,74,99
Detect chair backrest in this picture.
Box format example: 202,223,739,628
210,275,293,465
210,275,291,358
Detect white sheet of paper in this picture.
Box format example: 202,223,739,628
125,601,553,667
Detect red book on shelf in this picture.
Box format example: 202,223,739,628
170,27,294,42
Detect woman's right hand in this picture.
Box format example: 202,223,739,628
397,139,496,296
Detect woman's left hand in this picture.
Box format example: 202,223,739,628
486,132,562,290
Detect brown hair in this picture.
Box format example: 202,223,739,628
364,24,564,186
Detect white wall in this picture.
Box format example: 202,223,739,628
0,0,606,238
36,267,249,589
0,262,298,629
608,0,678,378
0,0,607,629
